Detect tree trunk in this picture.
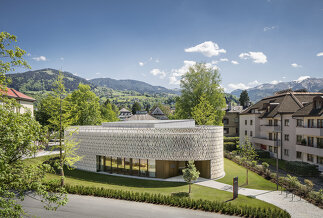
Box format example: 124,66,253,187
189,183,191,193
246,169,248,185
59,96,64,187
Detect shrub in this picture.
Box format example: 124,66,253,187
255,149,270,158
304,179,314,194
224,142,237,152
251,161,257,167
262,162,269,171
45,183,290,218
284,161,320,177
224,137,239,143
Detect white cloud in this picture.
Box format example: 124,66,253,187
231,60,239,65
294,76,310,83
185,41,226,57
139,62,144,66
155,59,160,63
282,76,286,79
95,72,101,75
291,63,302,68
169,76,179,85
169,60,196,85
219,58,229,62
264,26,278,32
150,68,166,79
60,57,64,61
270,80,280,85
228,83,250,90
248,80,261,86
239,52,267,64
32,56,47,61
317,52,323,56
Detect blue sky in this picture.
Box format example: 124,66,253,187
1,0,323,92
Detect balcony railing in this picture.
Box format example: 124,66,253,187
260,125,281,132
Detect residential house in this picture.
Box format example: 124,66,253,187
223,103,243,137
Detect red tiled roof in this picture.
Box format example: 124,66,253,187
1,88,36,102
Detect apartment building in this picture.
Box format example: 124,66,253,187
223,103,243,137
1,87,35,115
240,89,323,171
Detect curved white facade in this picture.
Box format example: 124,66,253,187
68,120,224,179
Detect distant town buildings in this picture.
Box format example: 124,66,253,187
150,107,168,120
239,89,323,171
118,108,132,120
223,103,243,137
1,88,35,115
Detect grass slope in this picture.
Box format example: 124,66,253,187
217,158,277,190
24,155,280,210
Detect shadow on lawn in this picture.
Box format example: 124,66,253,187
63,167,185,189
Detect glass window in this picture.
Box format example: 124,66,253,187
132,158,140,176
269,146,273,152
274,119,278,126
317,138,323,148
269,119,273,126
317,156,323,165
269,133,273,140
245,120,247,125
318,119,323,128
224,128,229,134
308,119,314,128
223,118,229,125
274,147,278,154
308,137,314,147
284,119,289,126
284,149,289,156
297,119,303,127
307,154,314,162
105,156,112,173
124,158,131,175
296,135,302,144
112,157,118,173
236,128,239,134
96,155,104,172
245,130,247,136
296,151,302,159
117,157,124,174
140,159,148,176
284,134,289,141
250,120,253,125
250,131,253,137
148,159,156,177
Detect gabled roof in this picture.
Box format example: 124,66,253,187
119,108,131,113
1,88,35,102
293,95,323,117
241,91,322,118
125,114,157,121
151,107,165,115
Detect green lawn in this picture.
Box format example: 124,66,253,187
24,155,280,210
217,158,278,190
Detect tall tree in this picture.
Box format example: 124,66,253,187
238,137,258,185
174,63,226,125
0,32,66,216
182,161,200,194
132,102,141,114
191,94,217,125
69,83,102,125
239,90,250,108
101,99,118,122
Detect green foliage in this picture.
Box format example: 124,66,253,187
239,90,250,107
191,94,217,125
255,149,270,158
45,183,290,218
284,161,320,177
224,142,237,152
182,161,200,193
100,99,119,122
238,137,258,162
132,102,141,114
69,83,102,125
174,63,226,125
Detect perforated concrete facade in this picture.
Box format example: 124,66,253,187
67,121,224,179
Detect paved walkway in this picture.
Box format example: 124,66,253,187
196,179,323,218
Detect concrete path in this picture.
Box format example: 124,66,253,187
21,194,232,218
22,150,60,160
196,180,323,218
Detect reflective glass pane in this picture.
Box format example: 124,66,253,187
140,159,148,176
132,159,139,176
124,158,131,175
112,157,118,173
117,157,124,174
105,156,112,173
148,159,156,177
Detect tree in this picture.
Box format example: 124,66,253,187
182,161,200,194
174,63,226,125
101,99,118,122
132,102,141,114
0,32,66,216
69,83,102,125
191,94,217,125
238,137,258,185
239,90,250,108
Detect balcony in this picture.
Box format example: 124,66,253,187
253,137,281,146
295,127,323,136
296,144,323,157
260,125,281,132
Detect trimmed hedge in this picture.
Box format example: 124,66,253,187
255,149,270,159
224,137,239,143
285,161,320,177
224,142,237,152
46,184,290,218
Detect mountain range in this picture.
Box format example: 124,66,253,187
231,78,323,102
7,68,179,95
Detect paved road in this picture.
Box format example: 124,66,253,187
197,180,323,218
21,194,232,218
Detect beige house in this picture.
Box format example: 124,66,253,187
239,89,323,171
2,88,35,116
223,104,243,137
